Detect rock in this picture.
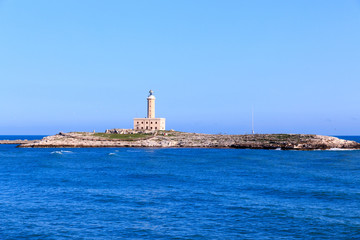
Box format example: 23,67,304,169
0,140,36,144
15,132,360,150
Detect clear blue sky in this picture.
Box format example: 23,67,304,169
0,0,359,135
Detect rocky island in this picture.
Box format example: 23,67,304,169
7,91,359,150
13,129,360,150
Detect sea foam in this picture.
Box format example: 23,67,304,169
51,150,73,155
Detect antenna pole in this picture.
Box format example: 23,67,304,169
252,106,255,135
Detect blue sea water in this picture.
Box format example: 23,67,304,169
0,136,360,239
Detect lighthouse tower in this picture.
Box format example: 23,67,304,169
147,90,155,118
133,90,166,131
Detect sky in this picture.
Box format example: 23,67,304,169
0,0,359,135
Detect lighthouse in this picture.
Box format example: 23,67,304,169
147,90,155,118
133,90,166,131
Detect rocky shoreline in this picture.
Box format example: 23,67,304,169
13,131,360,150
0,140,37,145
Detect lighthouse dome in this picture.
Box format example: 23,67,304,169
147,90,156,99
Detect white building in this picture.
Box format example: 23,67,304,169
133,90,166,130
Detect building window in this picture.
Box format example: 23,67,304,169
151,122,153,124
155,122,157,124
151,127,153,130
155,127,157,130
137,127,139,129
146,126,148,129
141,127,143,129
142,122,143,124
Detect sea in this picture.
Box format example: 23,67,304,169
0,135,360,239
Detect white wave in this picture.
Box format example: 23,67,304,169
51,151,63,155
328,148,358,151
108,153,117,156
51,150,73,155
275,148,282,151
